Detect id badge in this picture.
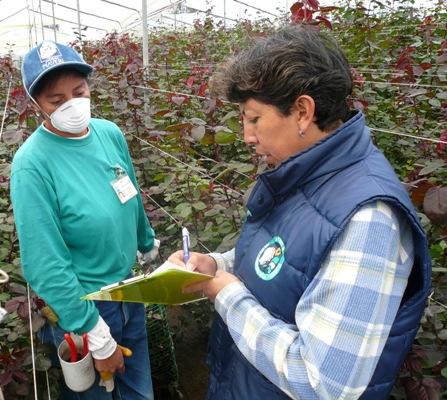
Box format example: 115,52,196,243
111,175,138,204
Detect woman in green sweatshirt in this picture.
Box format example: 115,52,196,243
11,40,157,399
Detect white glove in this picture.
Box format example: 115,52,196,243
88,316,117,360
137,239,160,265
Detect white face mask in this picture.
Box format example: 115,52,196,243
49,97,91,134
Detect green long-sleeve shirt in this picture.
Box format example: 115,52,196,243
10,118,155,333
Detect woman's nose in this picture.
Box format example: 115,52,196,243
243,125,257,145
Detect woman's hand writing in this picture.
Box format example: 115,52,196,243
168,250,218,276
183,270,240,302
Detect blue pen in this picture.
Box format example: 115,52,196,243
182,227,190,265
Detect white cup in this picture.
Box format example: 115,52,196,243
57,334,95,392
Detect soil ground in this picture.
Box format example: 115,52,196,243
159,305,210,400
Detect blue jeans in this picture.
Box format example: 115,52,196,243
40,301,154,400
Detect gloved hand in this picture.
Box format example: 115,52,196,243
137,239,160,266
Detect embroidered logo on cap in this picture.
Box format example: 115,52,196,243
38,41,63,69
255,236,285,280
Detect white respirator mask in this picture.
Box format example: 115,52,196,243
49,97,91,134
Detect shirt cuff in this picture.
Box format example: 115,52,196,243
208,249,235,273
87,316,117,360
214,281,248,320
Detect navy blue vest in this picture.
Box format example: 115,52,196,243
207,112,431,400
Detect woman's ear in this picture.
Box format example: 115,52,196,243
293,95,315,133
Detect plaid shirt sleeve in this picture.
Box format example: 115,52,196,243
214,200,414,400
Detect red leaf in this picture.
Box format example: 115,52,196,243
186,75,195,88
13,371,29,382
423,186,447,225
420,62,432,70
293,8,313,22
316,15,332,29
436,130,447,154
197,81,208,97
411,180,434,206
0,371,13,386
305,0,319,10
290,2,304,14
319,6,338,12
154,109,170,117
422,16,433,26
4,297,25,313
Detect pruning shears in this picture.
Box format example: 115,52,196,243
64,333,89,363
99,345,133,392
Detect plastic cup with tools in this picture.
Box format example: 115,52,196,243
57,333,95,392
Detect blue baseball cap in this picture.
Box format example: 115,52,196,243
21,40,93,98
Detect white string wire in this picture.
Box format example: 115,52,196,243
371,127,447,144
0,81,12,142
354,79,447,89
141,188,181,225
134,85,235,104
46,370,51,400
27,283,39,400
128,133,244,197
354,68,447,79
141,189,212,253
148,65,447,88
191,148,254,180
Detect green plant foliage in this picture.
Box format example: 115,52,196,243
0,0,446,397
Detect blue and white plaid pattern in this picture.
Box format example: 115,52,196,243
213,201,414,399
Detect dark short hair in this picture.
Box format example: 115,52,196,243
211,26,353,131
32,67,89,99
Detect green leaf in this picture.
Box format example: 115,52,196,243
0,224,14,233
428,98,441,108
226,117,241,133
221,110,239,122
432,267,447,273
192,201,207,211
419,160,445,176
189,117,206,125
191,125,206,141
215,131,236,145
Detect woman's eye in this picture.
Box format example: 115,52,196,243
250,117,259,124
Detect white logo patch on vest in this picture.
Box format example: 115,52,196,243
255,236,285,280
38,41,64,70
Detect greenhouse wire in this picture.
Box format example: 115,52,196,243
98,0,139,13
371,128,447,144
133,84,447,144
355,80,447,89
145,67,446,89
46,369,51,400
0,6,28,24
140,188,212,253
28,8,107,32
191,148,254,180
232,0,279,17
128,132,245,197
42,0,122,27
134,85,234,104
27,283,39,400
0,81,12,142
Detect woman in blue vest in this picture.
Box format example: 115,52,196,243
169,26,431,399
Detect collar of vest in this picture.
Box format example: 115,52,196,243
247,111,374,217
